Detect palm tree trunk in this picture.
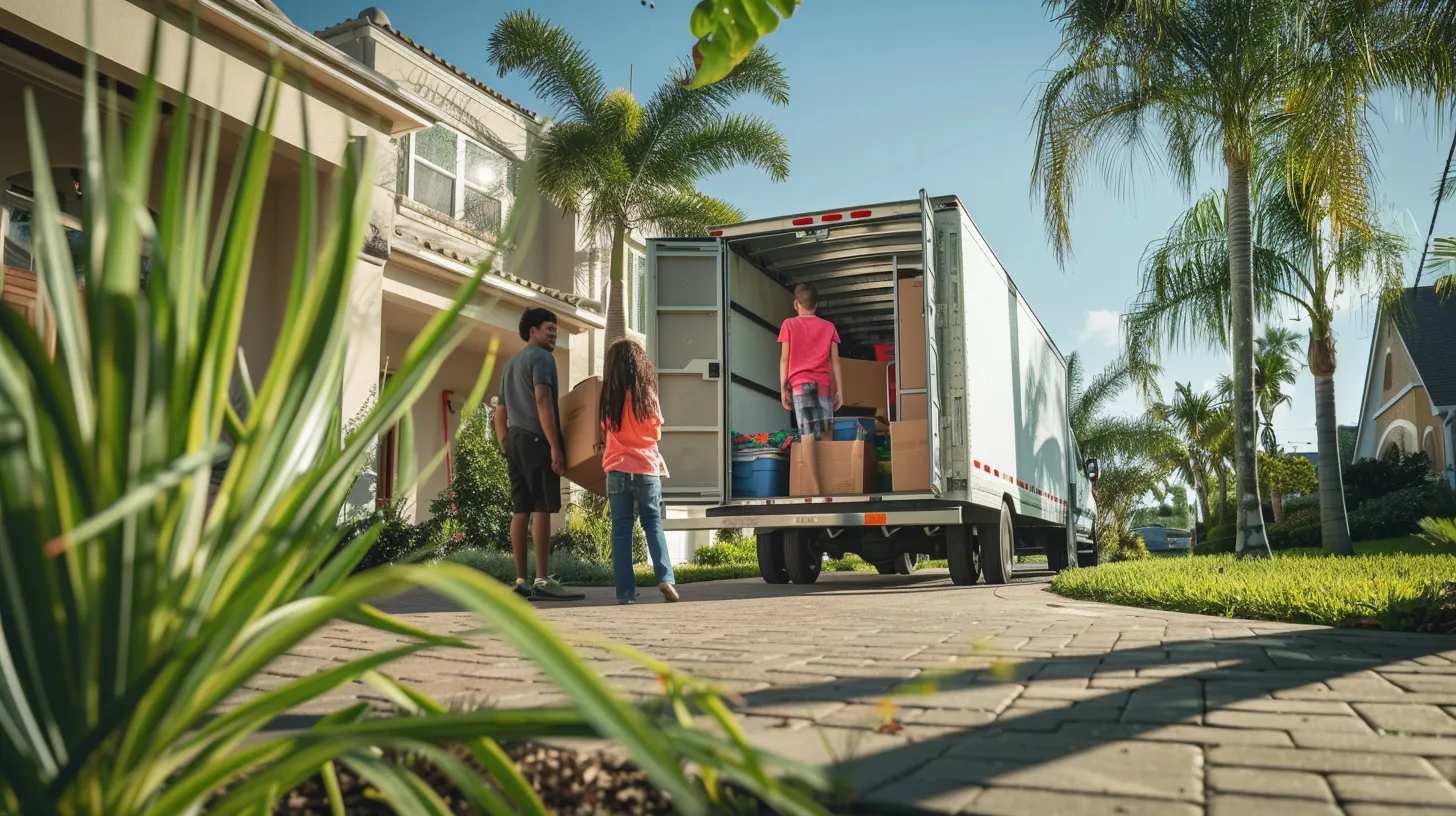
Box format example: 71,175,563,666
1226,160,1271,558
1312,359,1354,555
1217,465,1227,524
604,225,629,345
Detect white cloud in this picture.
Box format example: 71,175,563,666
1079,310,1121,347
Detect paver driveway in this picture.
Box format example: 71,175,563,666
253,571,1456,815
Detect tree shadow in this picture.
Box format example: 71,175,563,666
725,624,1456,809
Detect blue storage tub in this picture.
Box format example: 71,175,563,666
832,417,876,441
732,453,789,498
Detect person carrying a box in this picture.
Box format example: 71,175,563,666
778,282,844,492
492,307,580,602
598,338,679,605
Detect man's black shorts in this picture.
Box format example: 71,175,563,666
503,428,562,514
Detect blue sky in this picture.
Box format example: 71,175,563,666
284,0,1454,452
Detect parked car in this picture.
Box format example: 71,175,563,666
1133,526,1192,553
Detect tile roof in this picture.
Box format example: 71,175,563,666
315,8,540,121
392,222,602,315
1391,285,1456,407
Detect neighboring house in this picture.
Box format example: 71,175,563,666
1351,286,1456,488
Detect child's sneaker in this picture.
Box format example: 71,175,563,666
659,582,679,603
511,579,534,600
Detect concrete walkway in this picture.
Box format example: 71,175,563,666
253,571,1456,815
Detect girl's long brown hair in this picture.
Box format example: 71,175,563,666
599,338,660,432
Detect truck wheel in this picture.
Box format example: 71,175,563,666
782,531,822,585
1046,532,1070,572
981,503,1014,585
946,525,979,585
756,532,789,584
874,553,918,575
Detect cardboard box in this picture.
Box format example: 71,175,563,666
897,279,926,390
838,357,890,418
890,419,930,492
789,438,875,496
899,392,928,422
559,376,606,495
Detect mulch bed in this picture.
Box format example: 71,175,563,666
272,741,780,815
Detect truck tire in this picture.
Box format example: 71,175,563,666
782,530,822,584
947,525,979,585
756,532,789,584
875,553,918,575
981,502,1014,585
1046,532,1070,573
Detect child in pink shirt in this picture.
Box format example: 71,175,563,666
599,338,678,605
778,282,844,491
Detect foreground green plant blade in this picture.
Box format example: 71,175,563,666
0,11,830,816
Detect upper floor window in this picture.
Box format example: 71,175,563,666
399,126,514,236
627,246,647,334
1382,350,1394,391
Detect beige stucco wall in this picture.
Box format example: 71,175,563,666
1379,324,1420,401
1374,388,1447,472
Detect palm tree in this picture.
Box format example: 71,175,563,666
1124,151,1407,554
1154,382,1222,525
1067,352,1175,539
1431,236,1456,299
487,10,791,342
1255,326,1302,455
1031,0,1431,558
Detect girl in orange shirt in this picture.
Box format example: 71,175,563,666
599,338,678,604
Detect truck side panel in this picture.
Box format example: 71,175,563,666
958,211,1069,525
727,251,794,435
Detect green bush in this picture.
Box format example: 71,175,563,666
1280,494,1319,514
692,538,756,566
1343,451,1435,510
825,554,877,572
1194,536,1235,555
1285,524,1321,550
1348,485,1456,541
1266,506,1320,550
1051,551,1456,630
1099,528,1150,562
336,501,434,571
448,547,759,586
428,407,512,550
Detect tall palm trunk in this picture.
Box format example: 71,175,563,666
604,225,629,345
1265,410,1284,523
1226,160,1271,557
1310,328,1354,554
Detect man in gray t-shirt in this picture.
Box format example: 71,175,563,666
491,307,578,601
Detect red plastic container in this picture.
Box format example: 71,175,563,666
872,343,896,362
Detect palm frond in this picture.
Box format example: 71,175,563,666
635,188,744,236
638,113,790,190
487,10,606,124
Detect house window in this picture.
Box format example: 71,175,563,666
1383,351,1394,391
402,126,512,236
627,246,647,334
1424,427,1439,471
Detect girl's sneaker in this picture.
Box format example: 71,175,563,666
659,583,679,603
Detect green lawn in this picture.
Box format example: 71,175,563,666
1051,543,1456,630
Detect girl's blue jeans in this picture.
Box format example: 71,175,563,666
606,471,675,600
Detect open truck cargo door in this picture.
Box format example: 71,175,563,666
919,190,945,495
646,239,726,503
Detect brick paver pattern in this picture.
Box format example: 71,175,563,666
239,572,1456,815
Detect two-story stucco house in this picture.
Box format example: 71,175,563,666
314,7,659,525
1351,285,1456,488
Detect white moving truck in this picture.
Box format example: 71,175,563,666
652,191,1098,585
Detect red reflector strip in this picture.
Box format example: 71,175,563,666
821,213,843,222
864,512,887,525
791,217,814,226
850,210,872,218
973,460,981,469
709,230,723,236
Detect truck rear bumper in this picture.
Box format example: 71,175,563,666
662,503,963,531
